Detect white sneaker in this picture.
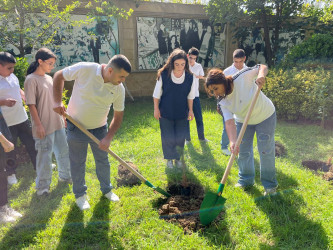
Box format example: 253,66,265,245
76,195,90,210
51,163,56,170
264,187,277,196
185,140,191,145
104,191,120,202
174,159,183,168
0,211,15,224
222,148,231,156
3,205,22,219
167,160,174,169
7,174,18,185
37,188,50,196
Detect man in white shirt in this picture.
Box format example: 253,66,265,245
185,47,208,143
0,52,37,185
219,49,247,155
53,54,131,210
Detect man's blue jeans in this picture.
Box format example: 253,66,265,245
220,116,230,150
34,128,71,191
236,112,278,189
185,97,205,141
67,121,112,198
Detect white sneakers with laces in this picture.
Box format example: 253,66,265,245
0,205,22,224
7,174,18,185
104,191,120,202
76,195,91,210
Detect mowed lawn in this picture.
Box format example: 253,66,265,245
1,97,332,249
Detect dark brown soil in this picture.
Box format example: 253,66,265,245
275,141,286,157
302,160,330,172
116,161,142,187
158,183,218,234
302,158,333,184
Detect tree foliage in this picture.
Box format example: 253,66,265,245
0,0,132,57
206,0,306,66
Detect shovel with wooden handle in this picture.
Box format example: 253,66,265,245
199,86,261,225
64,113,171,197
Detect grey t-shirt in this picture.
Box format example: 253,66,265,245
24,73,64,138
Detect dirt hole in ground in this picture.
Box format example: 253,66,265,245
302,158,333,183
116,162,142,187
158,183,220,234
275,141,286,157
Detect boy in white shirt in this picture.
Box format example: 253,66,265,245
53,54,131,211
0,52,37,185
218,49,247,155
185,47,208,143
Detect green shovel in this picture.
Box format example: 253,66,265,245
200,86,261,225
65,113,171,197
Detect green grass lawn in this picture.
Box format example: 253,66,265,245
1,97,333,249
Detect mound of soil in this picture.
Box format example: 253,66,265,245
275,141,286,157
302,158,333,184
116,161,142,187
158,183,219,234
302,160,330,172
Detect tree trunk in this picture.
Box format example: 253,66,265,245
273,1,282,63
261,7,273,67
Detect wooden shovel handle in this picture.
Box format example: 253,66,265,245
220,87,261,184
64,113,147,183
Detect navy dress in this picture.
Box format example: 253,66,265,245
158,70,193,160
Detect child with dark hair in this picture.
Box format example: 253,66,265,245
0,52,37,185
219,49,248,156
0,107,22,223
185,47,207,144
24,48,71,196
153,48,195,169
205,64,278,196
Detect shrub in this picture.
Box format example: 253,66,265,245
14,57,29,89
264,67,333,125
281,33,333,68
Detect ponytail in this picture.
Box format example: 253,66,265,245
26,48,56,75
27,61,39,75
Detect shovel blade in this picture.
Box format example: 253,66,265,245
199,192,226,225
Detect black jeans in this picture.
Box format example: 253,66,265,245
6,119,37,174
185,97,205,141
0,112,10,206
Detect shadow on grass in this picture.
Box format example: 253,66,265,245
256,191,329,249
0,183,70,248
200,212,233,248
186,140,223,178
57,197,123,249
7,163,35,201
276,122,333,163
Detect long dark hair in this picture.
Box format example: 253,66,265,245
156,48,190,80
27,48,56,75
205,68,233,99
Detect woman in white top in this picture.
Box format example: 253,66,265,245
205,65,278,196
153,49,195,169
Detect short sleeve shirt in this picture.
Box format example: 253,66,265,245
62,62,125,129
24,73,64,137
0,74,28,126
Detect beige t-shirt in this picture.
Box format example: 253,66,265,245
24,73,64,138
